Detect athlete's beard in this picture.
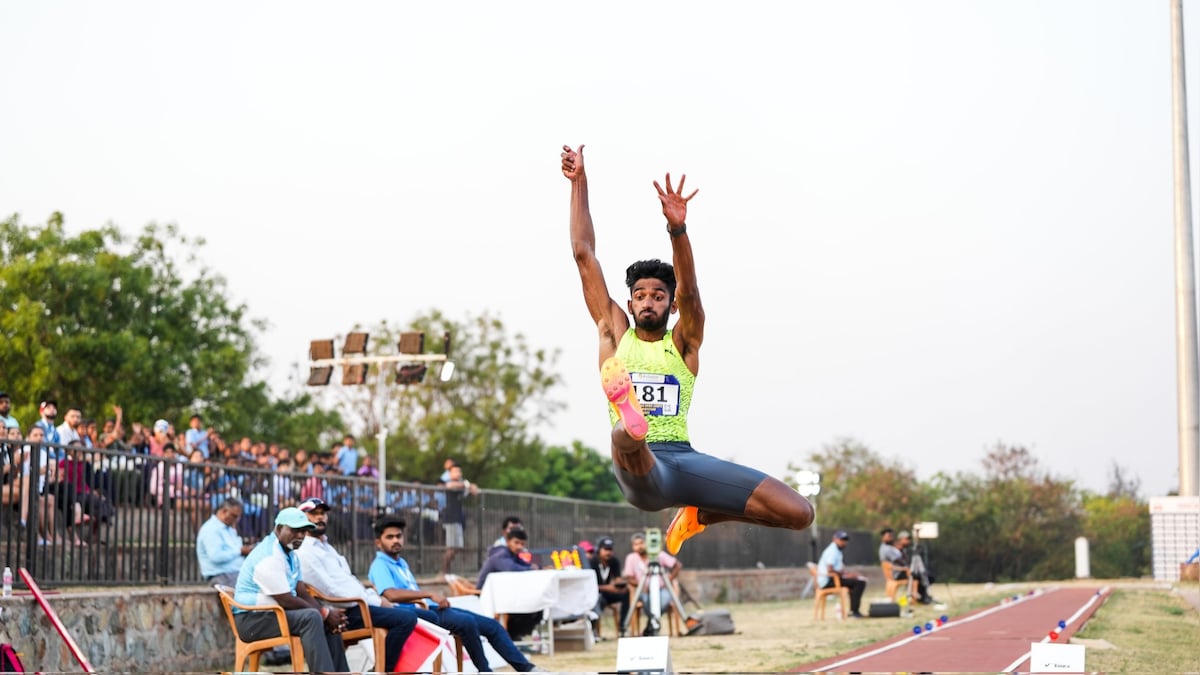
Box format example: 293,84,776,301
634,309,669,332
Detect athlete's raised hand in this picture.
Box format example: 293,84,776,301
562,144,586,181
653,173,697,229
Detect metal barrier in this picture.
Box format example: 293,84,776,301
1,441,865,586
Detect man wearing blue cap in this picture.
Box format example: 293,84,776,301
817,530,867,618
233,506,350,672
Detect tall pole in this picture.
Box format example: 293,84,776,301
1172,0,1200,496
376,370,389,514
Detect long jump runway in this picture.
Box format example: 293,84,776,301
797,586,1110,673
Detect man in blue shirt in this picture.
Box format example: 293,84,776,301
196,497,252,586
816,530,867,618
184,414,209,459
335,435,358,476
368,516,540,673
233,507,350,673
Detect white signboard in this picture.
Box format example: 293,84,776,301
616,636,673,674
1029,642,1085,673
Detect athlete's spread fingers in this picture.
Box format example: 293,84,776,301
653,180,666,196
677,174,686,194
664,172,674,194
685,188,698,201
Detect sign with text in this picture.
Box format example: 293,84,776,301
1029,642,1085,673
616,636,673,674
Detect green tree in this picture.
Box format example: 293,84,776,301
327,311,565,489
929,444,1082,582
1079,463,1150,578
0,212,336,442
791,437,933,533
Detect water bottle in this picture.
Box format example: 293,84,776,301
531,629,543,654
2,567,12,597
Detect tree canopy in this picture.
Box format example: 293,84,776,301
0,212,340,446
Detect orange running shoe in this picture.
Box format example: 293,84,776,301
665,505,706,554
600,357,648,441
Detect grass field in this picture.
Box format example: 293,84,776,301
530,580,1200,673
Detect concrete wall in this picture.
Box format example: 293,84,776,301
0,567,880,671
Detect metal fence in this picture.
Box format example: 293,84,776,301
1,441,871,587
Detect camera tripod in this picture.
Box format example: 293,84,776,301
621,561,690,636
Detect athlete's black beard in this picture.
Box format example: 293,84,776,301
634,311,669,332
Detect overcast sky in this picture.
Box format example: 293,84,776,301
2,1,1191,496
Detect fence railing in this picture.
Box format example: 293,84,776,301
1,441,868,587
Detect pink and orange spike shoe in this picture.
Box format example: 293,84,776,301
665,505,706,554
600,357,649,441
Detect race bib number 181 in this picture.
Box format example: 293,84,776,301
630,372,681,416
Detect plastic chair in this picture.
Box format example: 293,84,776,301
214,584,305,672
881,561,913,602
807,562,849,621
308,587,389,672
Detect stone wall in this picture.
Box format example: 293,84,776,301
0,566,879,671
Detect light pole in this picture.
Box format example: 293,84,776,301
307,331,453,514
794,469,822,563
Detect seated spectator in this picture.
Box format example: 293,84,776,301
61,441,115,535
623,532,682,636
591,536,631,637
18,426,61,544
295,497,417,672
476,528,541,639
368,516,540,673
233,507,349,674
196,497,253,587
897,530,938,605
817,530,867,619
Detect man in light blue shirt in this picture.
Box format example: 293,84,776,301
335,435,358,476
233,507,349,673
184,414,209,459
817,530,867,618
196,498,252,586
368,516,540,673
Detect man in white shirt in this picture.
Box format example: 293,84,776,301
294,497,418,672
56,408,82,446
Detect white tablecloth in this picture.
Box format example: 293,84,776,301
479,568,599,620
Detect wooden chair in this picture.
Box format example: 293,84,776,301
308,587,388,673
596,601,624,639
214,584,305,672
444,573,481,596
807,562,849,621
881,561,913,602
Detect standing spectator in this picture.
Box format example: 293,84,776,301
300,461,326,502
438,457,456,484
335,435,358,476
197,497,253,586
295,497,418,673
0,392,18,429
232,507,349,674
56,408,82,446
34,399,61,447
817,530,867,619
185,414,210,459
439,464,478,576
591,536,631,637
274,460,299,507
16,426,60,544
623,532,682,635
81,419,97,449
148,419,172,457
368,516,540,673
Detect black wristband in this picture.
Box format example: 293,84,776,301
669,224,687,238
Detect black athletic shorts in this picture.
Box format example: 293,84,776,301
614,441,769,514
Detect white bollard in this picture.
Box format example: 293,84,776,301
1074,536,1091,578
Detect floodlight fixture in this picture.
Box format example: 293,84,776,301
310,339,335,361
794,469,822,497
307,366,334,387
439,361,455,382
343,332,370,355
396,363,427,385
398,331,425,354
342,364,368,386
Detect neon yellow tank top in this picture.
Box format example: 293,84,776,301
608,328,694,442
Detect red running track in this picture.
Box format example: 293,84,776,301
797,586,1110,673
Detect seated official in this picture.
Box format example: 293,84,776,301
817,530,867,619
591,536,631,637
477,528,541,639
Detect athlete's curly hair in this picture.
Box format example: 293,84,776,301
625,259,677,301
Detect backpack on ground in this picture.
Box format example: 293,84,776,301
684,609,735,636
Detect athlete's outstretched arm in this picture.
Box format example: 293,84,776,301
564,144,629,361
654,173,704,369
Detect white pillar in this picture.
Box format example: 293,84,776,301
1074,537,1091,579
